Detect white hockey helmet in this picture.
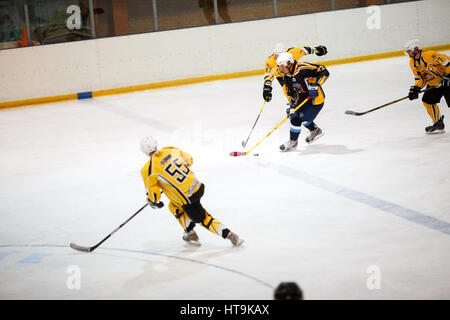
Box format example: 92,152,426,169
140,136,158,155
404,39,422,54
276,52,294,67
274,43,287,56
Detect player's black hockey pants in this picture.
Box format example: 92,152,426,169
423,85,450,107
182,183,207,228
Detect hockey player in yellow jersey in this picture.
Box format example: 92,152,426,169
405,39,450,134
276,52,329,151
140,136,244,247
263,43,327,103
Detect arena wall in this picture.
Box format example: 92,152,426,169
0,0,448,106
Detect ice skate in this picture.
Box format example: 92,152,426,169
305,127,324,144
425,115,445,134
227,232,244,247
182,230,201,246
279,140,298,152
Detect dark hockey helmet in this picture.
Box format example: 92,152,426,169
274,281,303,300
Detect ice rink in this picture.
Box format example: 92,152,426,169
1,53,449,300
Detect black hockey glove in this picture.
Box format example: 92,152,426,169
303,46,313,54
442,74,450,88
263,81,272,102
314,45,327,56
408,86,420,100
147,198,164,209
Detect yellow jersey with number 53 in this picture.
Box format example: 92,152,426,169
141,146,201,207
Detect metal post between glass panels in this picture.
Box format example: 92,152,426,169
213,0,219,24
330,0,335,10
153,0,158,31
89,0,96,38
24,4,30,46
273,0,277,17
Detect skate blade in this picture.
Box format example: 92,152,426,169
233,239,245,247
425,129,445,135
306,132,325,144
184,240,201,246
279,145,298,152
279,148,297,153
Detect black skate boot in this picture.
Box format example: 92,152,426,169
425,115,445,134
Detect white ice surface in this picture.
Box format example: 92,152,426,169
1,53,449,300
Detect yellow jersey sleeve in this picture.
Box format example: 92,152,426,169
423,51,450,75
140,159,161,203
140,161,149,194
147,174,161,203
409,58,424,88
264,55,277,83
180,150,193,167
288,46,310,61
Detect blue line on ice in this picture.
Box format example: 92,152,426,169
18,253,53,264
277,164,450,235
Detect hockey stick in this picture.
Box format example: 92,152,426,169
345,90,425,116
242,101,267,148
230,96,311,156
70,202,152,252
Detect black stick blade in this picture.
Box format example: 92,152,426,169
70,242,92,252
241,141,247,148
345,110,363,116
